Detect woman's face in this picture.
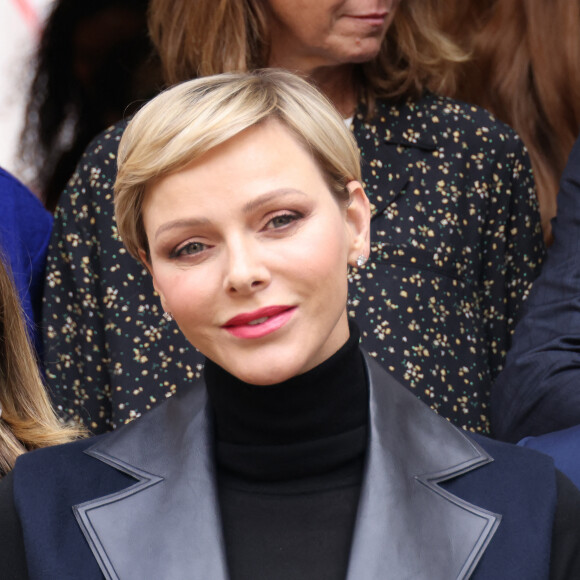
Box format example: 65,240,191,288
141,120,370,385
265,0,401,70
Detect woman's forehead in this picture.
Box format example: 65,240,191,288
142,121,332,218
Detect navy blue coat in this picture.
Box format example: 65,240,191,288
1,357,574,579
492,134,580,442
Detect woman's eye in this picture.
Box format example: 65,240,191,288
266,213,301,230
170,241,207,258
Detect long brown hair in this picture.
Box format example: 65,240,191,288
148,0,466,108
447,0,580,243
0,254,84,475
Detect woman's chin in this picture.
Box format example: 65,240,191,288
337,38,383,65
219,356,305,386
228,367,297,386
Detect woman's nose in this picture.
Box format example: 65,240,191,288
223,239,271,295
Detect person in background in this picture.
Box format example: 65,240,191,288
0,250,84,580
1,70,579,580
441,0,580,244
0,252,83,478
42,0,544,435
0,167,52,354
491,134,580,443
18,0,161,211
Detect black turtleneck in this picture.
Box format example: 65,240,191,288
204,323,368,580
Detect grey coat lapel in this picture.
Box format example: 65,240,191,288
74,354,499,580
346,355,500,580
74,386,229,580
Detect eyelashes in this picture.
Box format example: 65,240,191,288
170,241,208,259
168,210,305,260
264,211,303,230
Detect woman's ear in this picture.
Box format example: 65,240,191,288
345,181,371,266
138,249,169,311
138,249,153,275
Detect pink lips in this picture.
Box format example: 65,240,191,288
223,305,296,339
346,11,388,27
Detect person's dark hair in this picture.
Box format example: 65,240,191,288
19,0,161,211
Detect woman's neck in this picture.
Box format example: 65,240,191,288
308,65,359,118
204,323,367,447
268,54,358,118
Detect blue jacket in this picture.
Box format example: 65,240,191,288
6,357,564,579
492,134,580,442
0,168,52,353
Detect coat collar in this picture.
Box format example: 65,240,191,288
75,354,499,580
354,95,440,151
353,95,439,218
346,357,499,579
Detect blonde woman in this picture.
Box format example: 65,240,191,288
1,70,578,580
0,253,83,477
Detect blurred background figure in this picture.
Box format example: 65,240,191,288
0,252,83,478
0,0,45,183
18,0,161,211
441,0,580,244
491,133,580,443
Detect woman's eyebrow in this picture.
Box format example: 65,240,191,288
154,217,210,240
242,188,307,214
154,189,307,240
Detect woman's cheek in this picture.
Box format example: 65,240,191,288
155,267,206,316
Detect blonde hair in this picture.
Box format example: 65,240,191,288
148,0,466,108
115,69,361,260
444,0,580,244
0,254,84,475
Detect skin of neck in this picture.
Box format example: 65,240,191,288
309,64,358,119
268,52,358,118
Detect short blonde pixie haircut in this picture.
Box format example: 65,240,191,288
115,69,362,261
